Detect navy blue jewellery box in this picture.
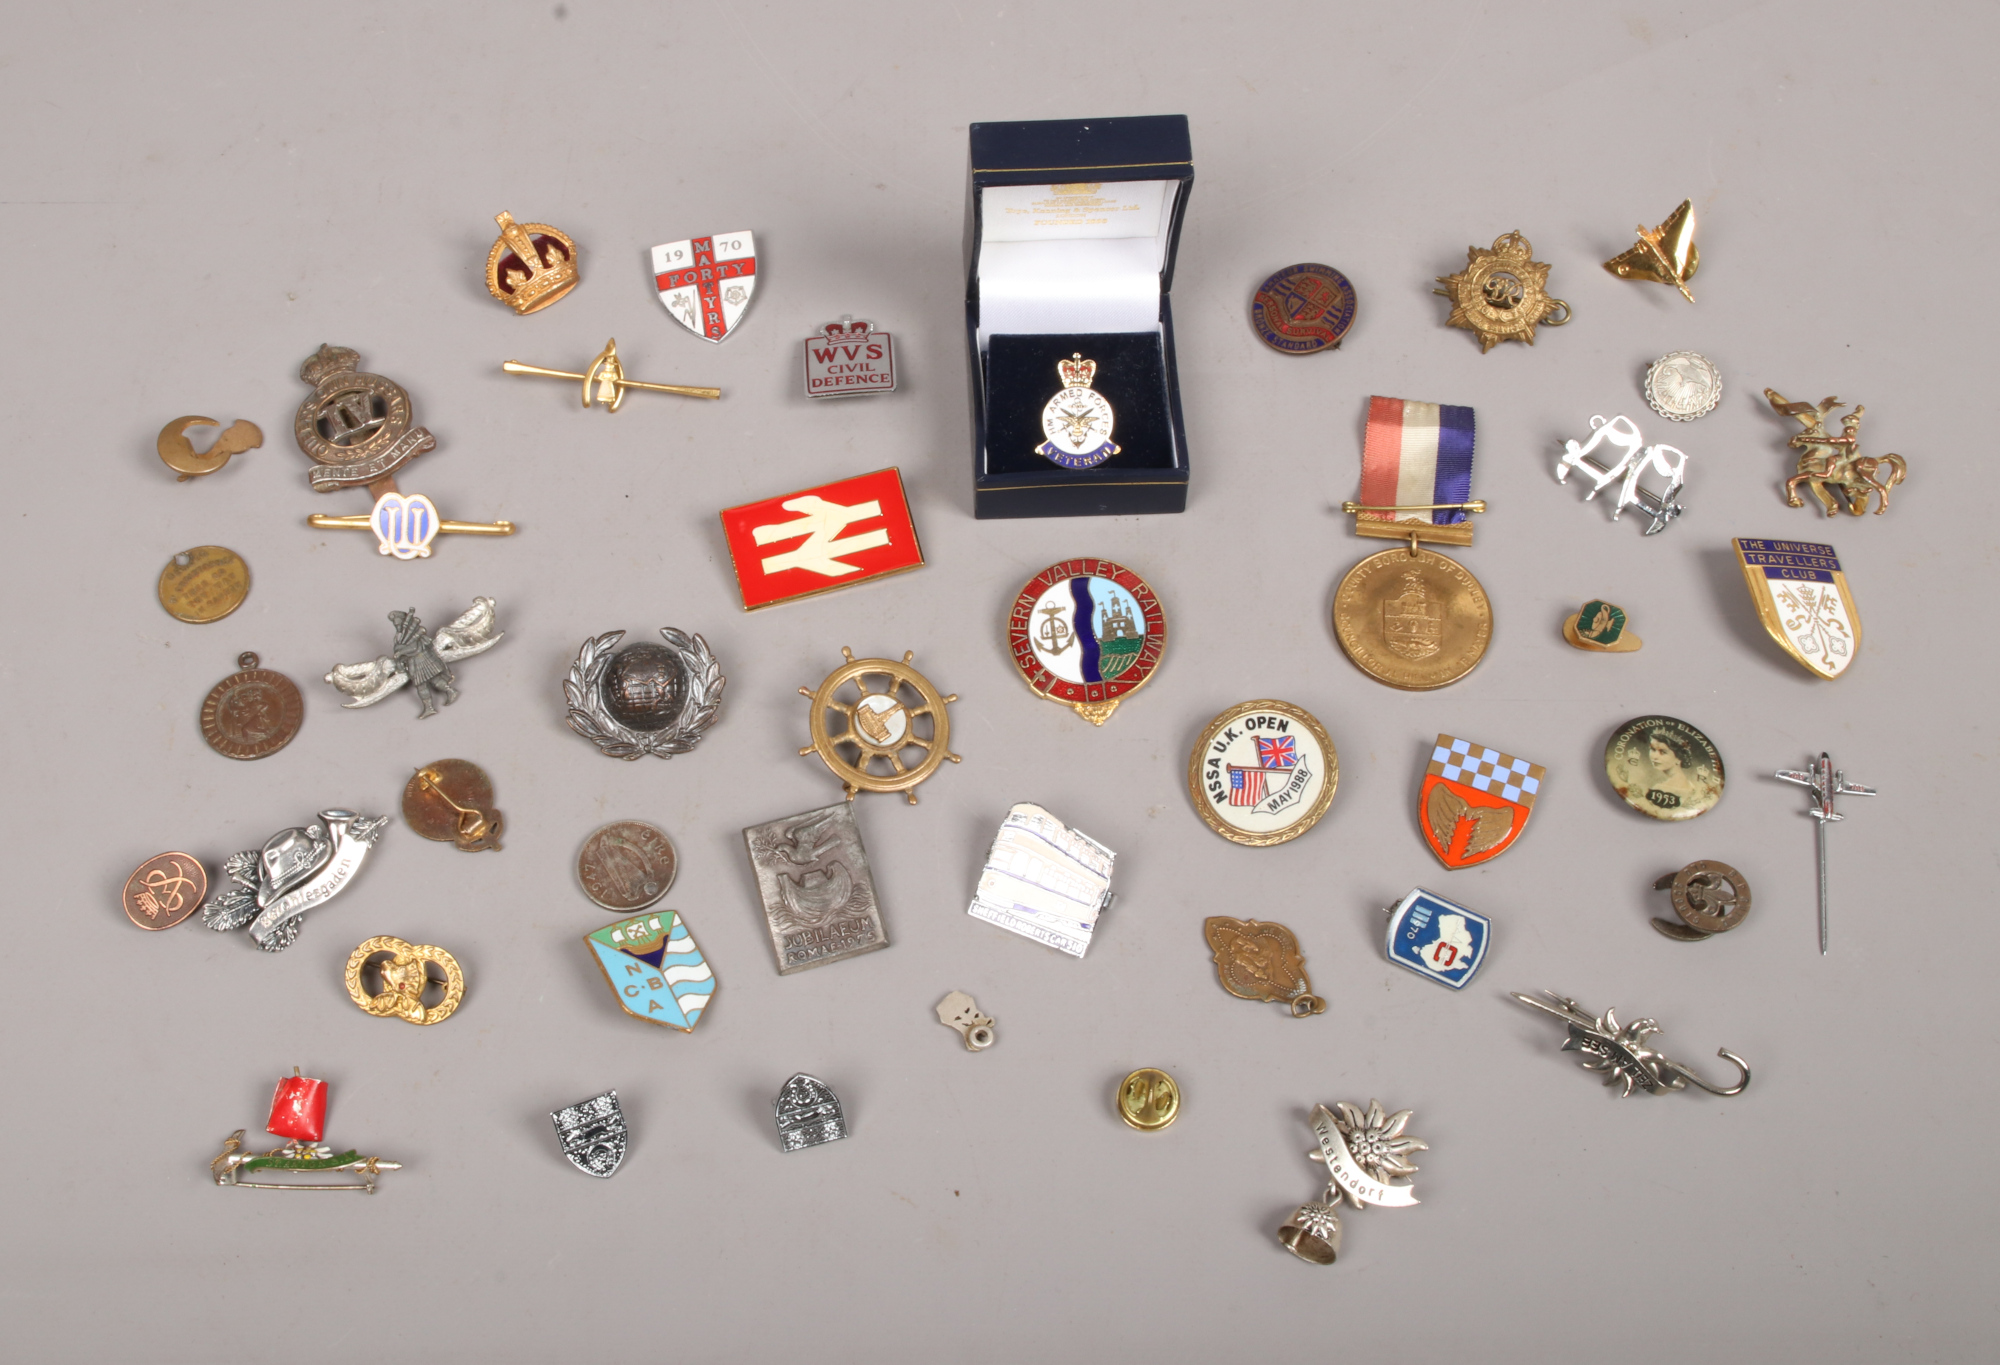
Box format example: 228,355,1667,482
965,116,1194,519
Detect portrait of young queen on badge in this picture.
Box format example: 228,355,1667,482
1608,720,1723,822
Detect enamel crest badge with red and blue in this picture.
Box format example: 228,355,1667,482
1384,888,1491,989
1420,734,1544,868
650,232,757,342
1008,558,1166,725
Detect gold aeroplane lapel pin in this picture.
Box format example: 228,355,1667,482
1604,199,1700,303
502,338,721,412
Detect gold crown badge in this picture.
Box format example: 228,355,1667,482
1056,353,1098,388
486,211,579,315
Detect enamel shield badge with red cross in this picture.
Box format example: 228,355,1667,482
1420,734,1544,869
650,231,758,342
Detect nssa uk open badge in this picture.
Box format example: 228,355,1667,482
1008,558,1166,726
1420,734,1544,869
585,909,714,1031
1733,538,1860,680
650,232,757,342
1383,888,1491,989
719,468,924,611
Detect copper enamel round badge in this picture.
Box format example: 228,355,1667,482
1007,559,1166,726
1251,263,1357,355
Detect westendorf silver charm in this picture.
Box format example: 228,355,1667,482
1510,991,1751,1097
1278,1100,1426,1266
201,810,389,952
803,316,896,397
565,628,725,760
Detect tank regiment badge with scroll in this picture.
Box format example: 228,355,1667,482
1433,230,1570,351
1420,734,1543,869
651,232,757,342
1035,353,1121,469
1008,558,1165,725
292,344,515,557
485,211,578,315
324,597,507,719
565,627,725,760
804,316,896,397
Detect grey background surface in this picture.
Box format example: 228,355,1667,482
3,2,1992,1360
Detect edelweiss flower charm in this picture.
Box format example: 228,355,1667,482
1511,991,1751,1097
1278,1099,1425,1265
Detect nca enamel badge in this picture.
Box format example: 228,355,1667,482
804,317,896,397
1733,538,1860,680
1384,888,1490,989
719,468,924,610
650,232,757,342
1420,734,1544,868
585,909,715,1031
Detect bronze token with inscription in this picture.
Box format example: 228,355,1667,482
577,820,677,911
1331,546,1491,690
199,652,305,760
158,546,250,624
402,759,503,852
122,852,208,930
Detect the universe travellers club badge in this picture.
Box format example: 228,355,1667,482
1332,397,1492,690
1035,353,1121,469
1009,559,1165,726
1733,538,1860,680
1420,735,1545,869
650,232,757,342
742,803,888,974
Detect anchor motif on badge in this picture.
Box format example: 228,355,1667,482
1007,559,1166,726
1035,354,1121,469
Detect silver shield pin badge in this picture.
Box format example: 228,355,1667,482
774,1074,848,1152
550,1091,628,1178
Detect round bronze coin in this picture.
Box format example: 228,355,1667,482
1332,546,1492,690
158,546,250,624
122,852,208,930
1605,715,1724,822
1118,1068,1181,1131
1251,263,1357,355
577,820,678,911
199,652,304,761
402,759,498,844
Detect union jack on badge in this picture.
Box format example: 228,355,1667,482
650,232,757,342
1420,734,1543,869
1233,735,1296,807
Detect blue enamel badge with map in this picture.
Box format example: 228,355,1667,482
1384,888,1490,990
586,909,714,1031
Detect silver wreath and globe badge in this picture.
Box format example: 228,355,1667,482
564,627,725,760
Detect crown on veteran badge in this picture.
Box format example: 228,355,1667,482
486,211,579,315
1057,353,1098,387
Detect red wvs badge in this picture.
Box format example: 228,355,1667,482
719,468,924,610
1420,734,1544,869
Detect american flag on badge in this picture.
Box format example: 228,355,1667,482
1229,736,1297,807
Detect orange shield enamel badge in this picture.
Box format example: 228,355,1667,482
1420,734,1544,869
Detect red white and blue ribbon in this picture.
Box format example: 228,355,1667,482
1359,396,1476,531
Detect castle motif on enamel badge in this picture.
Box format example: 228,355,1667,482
1420,734,1544,869
1008,559,1166,725
650,232,757,342
1733,538,1860,679
585,909,714,1031
1384,888,1491,989
1036,353,1120,469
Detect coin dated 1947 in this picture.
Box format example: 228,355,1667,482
199,652,305,760
577,820,678,911
1644,351,1722,422
158,546,250,623
1332,546,1491,690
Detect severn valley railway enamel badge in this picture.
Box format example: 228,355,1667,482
1008,558,1165,726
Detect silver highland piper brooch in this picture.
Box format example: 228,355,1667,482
565,628,725,760
202,810,388,952
1510,991,1751,1097
324,597,506,718
1278,1101,1425,1265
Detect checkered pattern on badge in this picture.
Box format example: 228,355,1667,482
1427,734,1544,808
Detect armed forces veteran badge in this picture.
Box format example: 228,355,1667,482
1188,701,1338,846
1420,734,1544,869
1008,558,1165,726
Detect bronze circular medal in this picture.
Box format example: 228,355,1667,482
577,821,678,911
402,760,500,848
158,546,250,623
122,852,208,930
1332,546,1492,690
199,652,304,761
1605,716,1724,822
1186,700,1338,846
1251,263,1357,355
